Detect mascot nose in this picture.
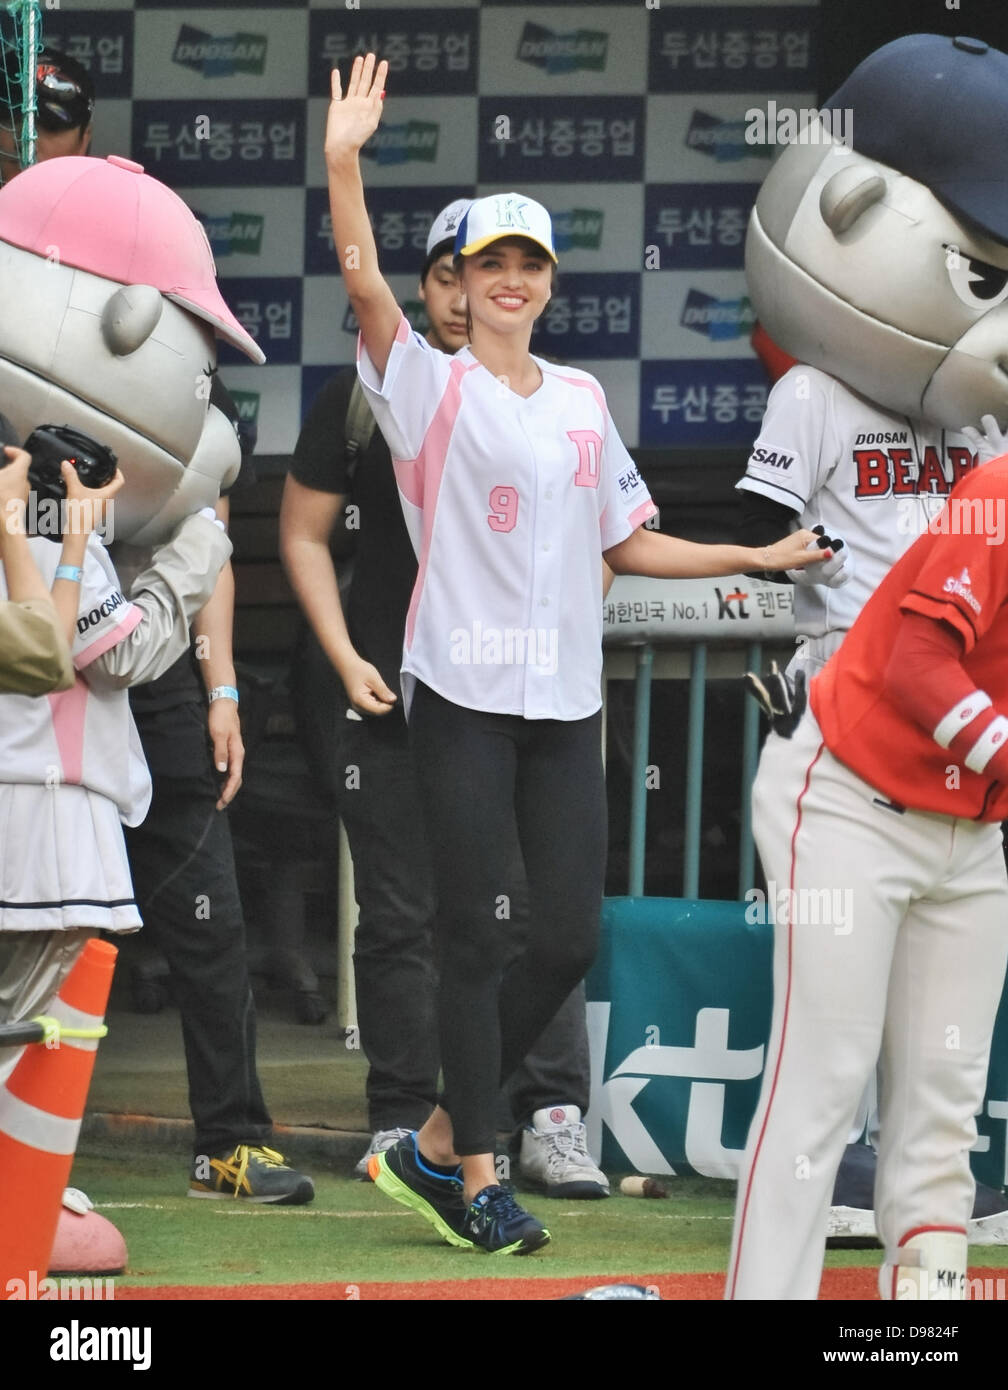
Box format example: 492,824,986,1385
100,284,164,356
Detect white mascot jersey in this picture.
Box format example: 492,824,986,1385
738,366,982,640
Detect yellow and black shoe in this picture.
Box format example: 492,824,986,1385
188,1144,314,1205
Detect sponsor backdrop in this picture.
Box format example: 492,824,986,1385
586,898,1008,1191
42,0,821,455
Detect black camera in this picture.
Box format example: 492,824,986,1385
21,424,118,500
0,424,119,540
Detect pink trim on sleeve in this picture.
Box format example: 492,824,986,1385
356,313,411,368
628,499,659,530
75,604,144,669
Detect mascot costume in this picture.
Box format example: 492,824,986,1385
732,34,1008,1298
0,154,264,1278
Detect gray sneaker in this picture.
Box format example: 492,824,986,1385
519,1106,610,1199
355,1128,414,1180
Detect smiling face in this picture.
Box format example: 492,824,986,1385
459,237,553,342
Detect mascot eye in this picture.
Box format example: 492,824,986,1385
943,245,1008,310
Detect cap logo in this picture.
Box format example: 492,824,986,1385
493,195,531,232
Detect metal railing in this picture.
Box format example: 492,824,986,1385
601,572,796,901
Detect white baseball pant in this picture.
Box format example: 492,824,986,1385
788,632,879,1150
726,709,1008,1299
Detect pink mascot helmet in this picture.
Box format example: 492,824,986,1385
0,154,264,544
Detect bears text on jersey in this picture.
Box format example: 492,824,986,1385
853,444,978,498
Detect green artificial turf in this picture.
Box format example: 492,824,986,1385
70,1140,739,1287
67,976,1008,1296
69,1138,1008,1293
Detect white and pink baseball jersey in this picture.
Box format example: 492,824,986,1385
736,365,981,641
0,533,151,825
358,314,656,721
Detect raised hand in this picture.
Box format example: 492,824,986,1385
324,53,390,166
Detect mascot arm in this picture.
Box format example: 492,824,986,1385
86,511,232,690
737,489,799,582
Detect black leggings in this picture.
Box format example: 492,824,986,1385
409,682,607,1156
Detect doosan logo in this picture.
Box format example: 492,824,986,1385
517,22,608,73
76,591,126,636
173,24,267,76
343,301,426,335
197,213,264,258
229,391,260,429
362,122,438,165
686,111,772,163
749,446,795,471
552,208,604,252
680,289,755,341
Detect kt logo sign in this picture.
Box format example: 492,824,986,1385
585,1003,764,1178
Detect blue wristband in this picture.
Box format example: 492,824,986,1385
208,685,240,705
54,565,83,583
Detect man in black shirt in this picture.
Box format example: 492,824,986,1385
0,52,313,1205
280,201,608,1198
117,380,313,1204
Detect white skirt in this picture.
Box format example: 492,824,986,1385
0,783,142,933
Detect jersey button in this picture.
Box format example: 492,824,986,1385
542,543,551,551
545,489,553,500
540,597,549,607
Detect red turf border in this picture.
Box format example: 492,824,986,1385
112,1269,885,1300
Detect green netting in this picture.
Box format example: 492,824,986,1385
1,1,44,175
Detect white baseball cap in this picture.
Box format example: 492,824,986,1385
454,192,557,263
426,198,471,257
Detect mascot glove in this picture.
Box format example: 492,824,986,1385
961,414,1008,464
197,506,227,532
744,662,807,739
786,525,852,588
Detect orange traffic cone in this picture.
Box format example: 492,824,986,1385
0,938,118,1289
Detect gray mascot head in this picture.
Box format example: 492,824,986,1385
746,34,1008,430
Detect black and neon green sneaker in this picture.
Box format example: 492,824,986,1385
188,1144,314,1205
369,1133,473,1247
462,1184,551,1255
